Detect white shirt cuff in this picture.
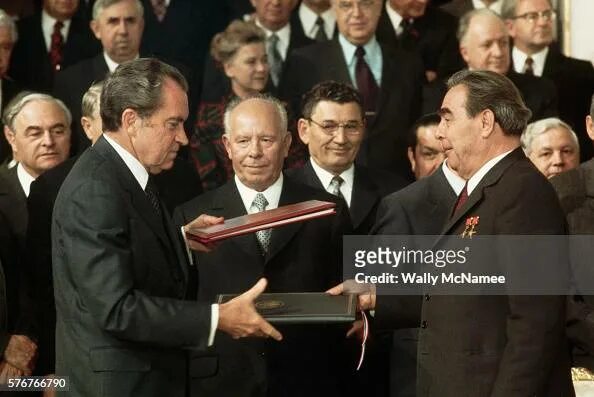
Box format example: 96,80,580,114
208,304,219,346
180,226,194,266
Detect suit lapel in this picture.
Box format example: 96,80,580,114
94,137,170,249
542,46,560,78
326,40,352,84
439,148,524,238
350,166,380,230
265,178,304,263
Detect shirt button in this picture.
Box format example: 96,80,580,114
421,320,428,329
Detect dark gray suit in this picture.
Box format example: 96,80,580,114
52,136,211,397
375,149,573,396
173,176,353,397
280,38,424,179
372,166,456,397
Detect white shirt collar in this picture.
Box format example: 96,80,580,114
234,173,284,213
385,1,405,35
309,158,354,207
338,33,380,66
471,0,503,14
441,160,466,196
41,9,71,51
467,149,513,195
103,134,149,190
298,3,335,40
16,162,36,197
255,19,291,60
103,52,140,73
511,46,548,77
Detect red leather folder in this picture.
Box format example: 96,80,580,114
185,200,336,243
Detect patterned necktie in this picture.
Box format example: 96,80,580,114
151,0,167,22
314,16,328,42
524,57,535,76
329,175,345,200
267,34,283,87
252,193,271,254
145,177,162,220
451,183,468,218
355,46,379,118
49,20,64,72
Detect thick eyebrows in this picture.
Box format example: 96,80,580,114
437,107,452,118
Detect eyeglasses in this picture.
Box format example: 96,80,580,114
337,0,376,13
308,118,364,136
512,9,556,23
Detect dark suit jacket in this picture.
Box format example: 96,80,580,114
511,46,594,161
376,5,463,79
0,166,37,348
10,11,100,92
422,69,558,122
173,176,353,397
372,166,456,397
287,161,407,234
440,0,474,17
376,148,573,396
550,159,594,371
52,136,211,397
0,78,22,164
280,38,424,179
200,18,315,102
53,53,109,155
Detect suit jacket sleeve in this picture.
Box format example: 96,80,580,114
489,172,567,396
55,177,211,348
370,197,422,330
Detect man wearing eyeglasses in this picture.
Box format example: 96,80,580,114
281,0,424,181
503,0,594,161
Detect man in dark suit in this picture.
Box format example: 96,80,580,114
52,59,281,397
53,0,145,155
289,81,406,234
376,0,462,81
281,0,424,180
289,80,407,397
0,10,21,165
332,70,573,396
294,0,337,42
423,8,558,121
0,92,72,382
9,0,99,93
441,0,503,17
503,0,594,161
174,94,352,397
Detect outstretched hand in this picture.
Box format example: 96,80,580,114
218,278,283,341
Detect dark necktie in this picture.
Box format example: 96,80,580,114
145,178,163,220
451,183,468,218
524,57,535,76
329,175,345,201
314,16,328,42
268,34,283,87
151,0,167,22
49,20,64,72
252,193,271,254
355,46,379,117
